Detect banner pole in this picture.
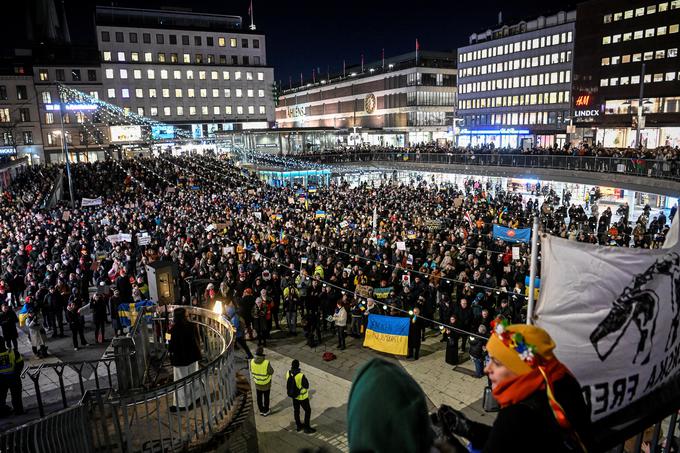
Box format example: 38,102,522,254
527,215,540,325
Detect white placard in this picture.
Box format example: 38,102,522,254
396,241,406,251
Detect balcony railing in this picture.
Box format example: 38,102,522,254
299,152,680,182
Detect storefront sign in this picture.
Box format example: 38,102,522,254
110,125,142,143
0,146,16,156
575,110,600,118
287,106,306,118
460,128,530,135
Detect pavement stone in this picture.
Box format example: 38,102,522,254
243,325,496,452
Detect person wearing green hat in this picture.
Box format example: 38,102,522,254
348,358,434,452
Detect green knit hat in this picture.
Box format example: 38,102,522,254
347,358,434,453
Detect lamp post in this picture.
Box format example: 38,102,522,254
635,63,646,149
58,96,76,207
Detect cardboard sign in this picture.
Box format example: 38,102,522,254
355,285,373,298
396,241,406,251
253,212,262,220
512,247,520,261
62,211,71,221
401,274,411,287
407,254,414,265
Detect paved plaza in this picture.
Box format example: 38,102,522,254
242,329,491,453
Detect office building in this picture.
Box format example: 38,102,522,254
96,6,276,139
456,10,576,148
572,0,680,148
275,51,457,149
0,67,44,163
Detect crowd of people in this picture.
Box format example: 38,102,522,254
300,141,680,161
0,151,674,424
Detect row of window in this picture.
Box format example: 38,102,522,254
459,70,571,94
602,23,679,44
104,68,265,82
38,68,98,82
603,2,680,23
43,104,267,124
458,91,571,111
459,51,572,78
1,131,33,146
102,51,262,66
0,108,32,123
101,31,260,49
106,87,265,99
604,97,680,115
602,48,678,66
459,31,573,63
464,110,569,127
600,71,680,86
138,105,266,117
406,91,456,106
0,85,29,101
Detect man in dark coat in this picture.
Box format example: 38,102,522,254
169,307,202,411
0,304,19,350
407,307,425,360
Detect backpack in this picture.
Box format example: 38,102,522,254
286,371,301,398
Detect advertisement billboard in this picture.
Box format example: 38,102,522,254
110,125,142,143
151,125,174,140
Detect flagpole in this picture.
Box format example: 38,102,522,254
527,215,540,325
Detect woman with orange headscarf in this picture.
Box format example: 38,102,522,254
437,319,592,452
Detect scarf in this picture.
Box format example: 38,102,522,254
492,358,569,409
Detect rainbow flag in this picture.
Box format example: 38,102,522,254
363,314,409,355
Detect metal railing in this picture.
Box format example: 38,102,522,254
3,305,240,453
299,152,680,182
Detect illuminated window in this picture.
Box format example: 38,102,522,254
189,106,196,115
186,70,194,80
162,89,169,98
188,89,195,98
246,71,253,80
602,36,611,45
224,89,231,98
623,32,632,41
133,69,141,79
107,88,115,98
258,89,264,97
223,71,230,80
103,52,111,62
257,72,264,81
121,89,129,98
225,106,232,114
212,89,219,98
105,69,114,79
174,70,181,80
230,38,237,47
117,52,125,62
119,69,128,79
200,89,207,98
144,52,152,62
175,89,183,98
149,89,157,98
248,106,255,114
201,106,208,115
150,107,158,116
211,71,219,80
164,107,171,116
234,71,241,80
236,106,243,114
199,71,206,80
183,54,191,63
177,106,183,115
131,52,139,62
213,106,220,115
259,105,265,114
135,89,143,98
218,37,226,47
236,89,242,97
247,89,253,97
624,10,633,19
670,24,680,33
634,30,643,39
147,69,155,79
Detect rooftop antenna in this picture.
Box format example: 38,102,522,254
498,11,503,25
248,0,256,30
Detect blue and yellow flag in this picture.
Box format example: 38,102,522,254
315,210,327,219
492,224,531,243
118,300,157,328
363,314,409,355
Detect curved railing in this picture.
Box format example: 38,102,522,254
1,306,241,453
299,151,680,182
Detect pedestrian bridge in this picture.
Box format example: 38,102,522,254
299,152,680,197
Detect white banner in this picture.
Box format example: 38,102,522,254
535,234,680,421
81,197,103,207
107,233,132,243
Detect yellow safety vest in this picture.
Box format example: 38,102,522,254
250,359,272,386
286,371,309,401
0,351,15,375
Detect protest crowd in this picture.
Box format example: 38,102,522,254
0,150,675,451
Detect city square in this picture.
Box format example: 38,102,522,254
0,1,679,452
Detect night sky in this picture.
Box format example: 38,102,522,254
17,0,575,82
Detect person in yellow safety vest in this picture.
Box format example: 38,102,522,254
0,336,24,415
250,347,274,416
286,359,316,434
313,262,324,279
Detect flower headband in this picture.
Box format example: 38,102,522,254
491,318,537,367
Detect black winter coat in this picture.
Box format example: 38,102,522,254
169,319,202,367
468,372,592,453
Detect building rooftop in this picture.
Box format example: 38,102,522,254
467,8,577,46
95,6,245,33
282,50,456,96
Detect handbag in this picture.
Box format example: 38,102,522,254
482,386,500,412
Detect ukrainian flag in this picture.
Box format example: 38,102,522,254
315,210,327,219
271,213,282,221
407,230,417,239
363,314,409,356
